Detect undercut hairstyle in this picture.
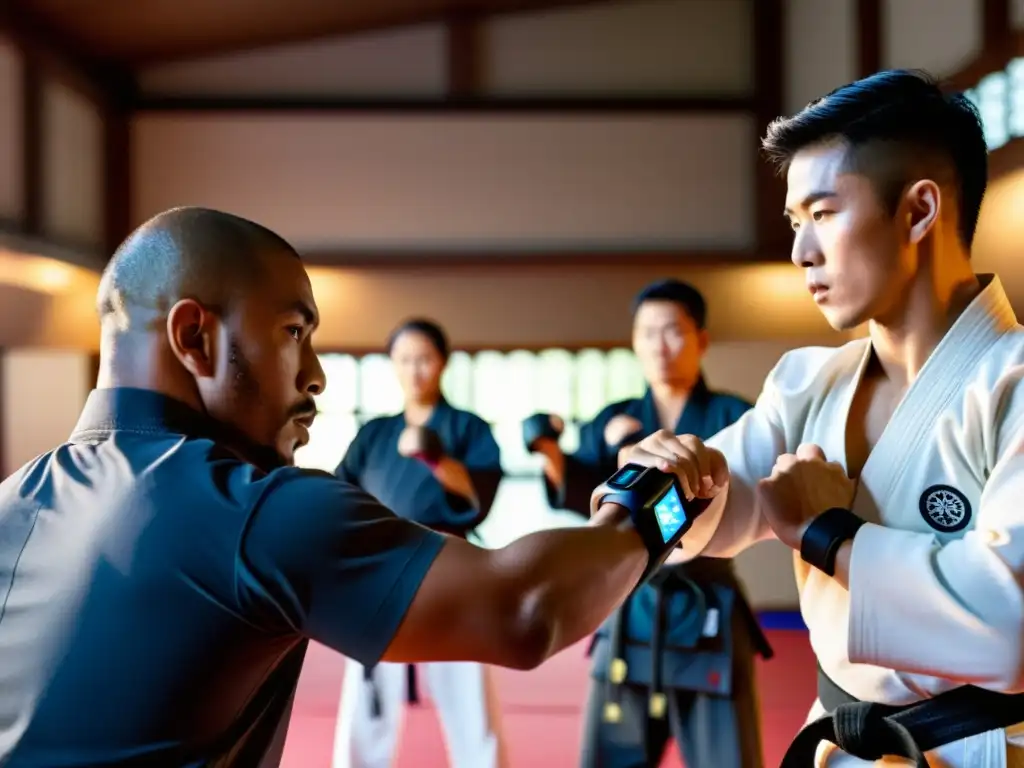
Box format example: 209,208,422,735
97,206,298,333
762,69,988,248
386,318,450,361
631,279,707,330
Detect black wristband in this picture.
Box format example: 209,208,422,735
799,507,865,576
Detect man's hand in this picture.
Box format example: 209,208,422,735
433,458,478,507
622,430,729,501
756,443,856,550
604,415,643,448
398,426,442,460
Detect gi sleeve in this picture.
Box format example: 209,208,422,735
847,407,1024,691
680,361,791,559
422,417,504,533
237,468,446,667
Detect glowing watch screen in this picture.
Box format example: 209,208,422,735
653,485,687,542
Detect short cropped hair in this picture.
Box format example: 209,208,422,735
631,279,707,330
762,69,988,247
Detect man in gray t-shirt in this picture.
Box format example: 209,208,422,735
0,207,657,767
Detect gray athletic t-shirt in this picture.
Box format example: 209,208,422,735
0,387,445,767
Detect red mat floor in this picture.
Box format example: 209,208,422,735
280,629,816,767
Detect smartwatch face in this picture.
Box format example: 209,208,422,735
652,484,688,543
609,465,643,488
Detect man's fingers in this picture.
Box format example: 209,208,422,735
707,448,730,490
774,453,798,472
796,443,826,461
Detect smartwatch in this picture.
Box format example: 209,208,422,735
591,463,712,587
799,507,865,576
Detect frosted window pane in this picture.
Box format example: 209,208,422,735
441,351,474,410
359,354,402,416
493,417,542,475
560,420,581,455
295,413,358,473
1008,58,1024,138
316,354,358,414
574,349,609,422
504,350,540,420
606,349,645,403
535,348,575,417
977,72,1009,150
471,351,508,423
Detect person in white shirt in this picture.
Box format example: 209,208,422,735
615,69,1024,767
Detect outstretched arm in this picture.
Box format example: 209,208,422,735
621,379,788,560
240,470,648,671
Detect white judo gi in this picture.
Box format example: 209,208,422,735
678,274,1024,767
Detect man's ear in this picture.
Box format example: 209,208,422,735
696,329,710,355
166,299,217,378
905,179,941,245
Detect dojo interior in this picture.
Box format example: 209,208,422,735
2,0,1024,765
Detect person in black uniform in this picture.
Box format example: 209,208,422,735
332,318,508,768
523,279,772,768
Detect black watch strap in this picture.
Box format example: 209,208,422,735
799,507,865,576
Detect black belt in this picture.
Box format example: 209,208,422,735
601,560,773,766
781,664,1024,766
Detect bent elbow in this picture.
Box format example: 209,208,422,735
500,591,556,671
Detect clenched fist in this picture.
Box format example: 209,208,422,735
398,426,445,462
621,430,729,501
755,443,856,550
604,415,644,449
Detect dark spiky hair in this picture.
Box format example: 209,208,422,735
762,69,988,247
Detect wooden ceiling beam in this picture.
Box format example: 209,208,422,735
298,248,786,271
133,93,756,113
72,0,624,66
0,0,134,107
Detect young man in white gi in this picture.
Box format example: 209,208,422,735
617,69,1024,767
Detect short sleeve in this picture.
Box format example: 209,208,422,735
238,469,446,666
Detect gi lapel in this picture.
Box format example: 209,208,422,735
674,377,713,439
844,274,1017,521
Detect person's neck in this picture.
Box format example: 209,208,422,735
868,259,979,389
404,396,440,427
649,379,696,428
94,330,204,414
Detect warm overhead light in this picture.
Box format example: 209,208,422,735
0,249,96,295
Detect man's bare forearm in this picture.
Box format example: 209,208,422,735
490,503,646,664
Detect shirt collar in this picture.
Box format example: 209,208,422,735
70,387,286,471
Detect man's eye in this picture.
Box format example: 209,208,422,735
812,210,831,221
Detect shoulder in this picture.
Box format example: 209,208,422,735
358,415,398,435
966,328,1024,453
706,390,754,420
591,398,637,424
765,339,869,398
448,407,493,432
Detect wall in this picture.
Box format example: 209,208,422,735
1,349,92,476
0,37,23,224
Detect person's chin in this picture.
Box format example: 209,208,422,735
819,305,860,332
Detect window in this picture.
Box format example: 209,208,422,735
295,348,645,475
965,57,1024,151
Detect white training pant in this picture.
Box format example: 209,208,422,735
332,658,506,768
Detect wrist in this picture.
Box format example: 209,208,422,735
590,501,632,529
799,507,864,577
